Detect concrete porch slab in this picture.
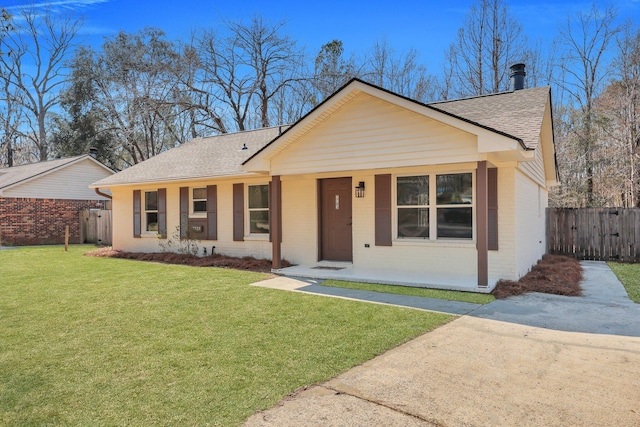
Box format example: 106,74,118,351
273,264,491,293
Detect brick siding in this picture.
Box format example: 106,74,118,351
0,197,104,246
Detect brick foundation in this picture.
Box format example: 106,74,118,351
0,197,104,246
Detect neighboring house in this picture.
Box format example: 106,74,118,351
92,74,557,292
0,155,114,245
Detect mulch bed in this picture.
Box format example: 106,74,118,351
87,248,582,298
491,254,583,299
85,247,291,273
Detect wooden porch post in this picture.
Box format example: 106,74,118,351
476,161,488,287
271,175,282,269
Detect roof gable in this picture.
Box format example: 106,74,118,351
266,91,480,175
243,79,547,173
0,155,113,194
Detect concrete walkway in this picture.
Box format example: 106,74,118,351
471,261,640,336
246,261,640,426
255,261,640,336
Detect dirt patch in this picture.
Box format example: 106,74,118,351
85,247,291,273
492,254,583,299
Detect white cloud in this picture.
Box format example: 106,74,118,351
4,0,110,14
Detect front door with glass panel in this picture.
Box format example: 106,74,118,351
320,177,353,261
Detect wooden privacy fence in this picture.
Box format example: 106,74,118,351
547,208,640,262
80,209,112,245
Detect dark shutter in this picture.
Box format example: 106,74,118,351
133,190,141,238
207,185,217,240
158,188,167,239
488,168,498,250
233,183,244,241
268,181,272,243
180,187,189,239
375,174,392,246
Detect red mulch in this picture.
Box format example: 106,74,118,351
85,247,291,273
491,254,583,299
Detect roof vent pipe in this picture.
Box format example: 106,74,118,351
510,63,526,91
88,147,98,159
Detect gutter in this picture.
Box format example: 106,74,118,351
95,188,112,200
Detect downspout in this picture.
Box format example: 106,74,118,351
94,188,112,200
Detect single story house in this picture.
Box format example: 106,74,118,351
92,75,557,292
0,154,114,245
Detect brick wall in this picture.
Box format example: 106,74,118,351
0,197,104,246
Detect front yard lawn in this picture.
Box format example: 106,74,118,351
0,246,453,426
608,262,640,303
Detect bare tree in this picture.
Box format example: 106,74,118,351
593,26,640,207
363,38,438,102
446,0,526,97
65,29,183,166
0,64,24,166
0,5,80,161
313,40,359,102
230,16,305,128
556,4,619,207
183,16,306,133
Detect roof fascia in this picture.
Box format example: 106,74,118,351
90,171,266,190
541,94,559,185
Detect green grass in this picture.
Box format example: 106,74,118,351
608,262,640,303
321,280,496,304
0,245,453,426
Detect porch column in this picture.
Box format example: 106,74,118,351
476,161,488,287
271,175,282,269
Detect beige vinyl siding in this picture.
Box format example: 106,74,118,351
4,159,112,200
270,93,479,176
518,143,546,187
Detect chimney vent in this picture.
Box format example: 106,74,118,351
510,63,526,91
88,147,98,159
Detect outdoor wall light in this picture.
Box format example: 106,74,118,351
355,181,365,198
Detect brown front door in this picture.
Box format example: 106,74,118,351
320,177,353,261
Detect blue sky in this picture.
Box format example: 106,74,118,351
3,0,640,70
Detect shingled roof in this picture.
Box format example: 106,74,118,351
92,126,283,187
429,86,550,151
93,81,552,188
0,155,88,191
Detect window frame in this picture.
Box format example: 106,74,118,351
394,171,475,242
246,183,270,236
434,172,474,240
143,189,159,234
396,175,430,239
190,187,207,217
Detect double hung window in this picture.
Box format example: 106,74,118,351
397,176,430,238
145,190,158,232
396,172,473,240
436,173,472,239
248,185,269,234
192,188,207,214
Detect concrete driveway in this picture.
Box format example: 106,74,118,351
245,317,640,426
246,262,640,426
